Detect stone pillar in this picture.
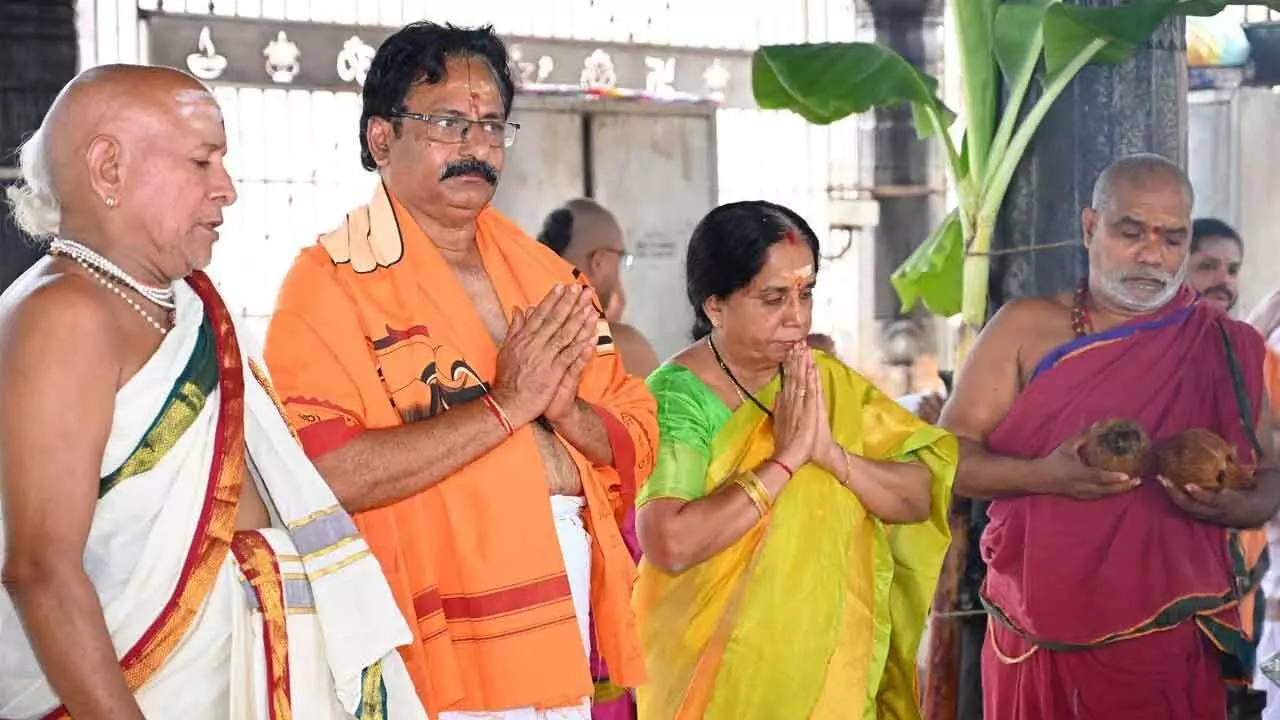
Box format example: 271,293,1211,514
927,5,1186,720
991,3,1187,303
1,1,77,291
858,0,946,395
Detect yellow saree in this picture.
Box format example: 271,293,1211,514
634,351,957,720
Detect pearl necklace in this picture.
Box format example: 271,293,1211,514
48,238,176,310
48,240,173,335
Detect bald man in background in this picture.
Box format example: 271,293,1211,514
0,64,423,720
539,199,660,377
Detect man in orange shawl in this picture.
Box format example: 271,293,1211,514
944,154,1280,719
262,22,657,720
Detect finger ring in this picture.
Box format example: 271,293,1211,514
798,390,808,398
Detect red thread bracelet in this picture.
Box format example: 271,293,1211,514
764,458,795,477
482,394,514,436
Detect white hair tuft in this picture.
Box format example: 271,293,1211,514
5,127,60,238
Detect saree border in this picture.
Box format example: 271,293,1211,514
99,319,218,498
231,530,293,720
39,271,247,720
1029,305,1193,383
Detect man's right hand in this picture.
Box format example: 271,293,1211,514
1035,431,1140,500
491,284,597,427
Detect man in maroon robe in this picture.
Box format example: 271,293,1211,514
942,153,1280,719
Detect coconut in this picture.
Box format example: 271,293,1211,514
1080,419,1151,477
1154,428,1253,491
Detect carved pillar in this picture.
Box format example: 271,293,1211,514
858,0,946,394
0,0,77,290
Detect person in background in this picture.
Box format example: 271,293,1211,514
633,199,956,719
804,332,836,356
536,199,649,720
1188,217,1243,314
539,198,660,378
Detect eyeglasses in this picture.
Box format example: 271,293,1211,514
596,247,635,269
390,112,521,148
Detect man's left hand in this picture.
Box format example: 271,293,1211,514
544,312,597,424
1158,475,1259,527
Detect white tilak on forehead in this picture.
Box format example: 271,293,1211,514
173,88,219,118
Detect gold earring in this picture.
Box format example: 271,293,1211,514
105,196,117,208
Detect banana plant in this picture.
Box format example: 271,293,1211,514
753,0,1275,357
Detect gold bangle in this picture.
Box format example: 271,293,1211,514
733,471,774,516
746,471,775,509
731,473,768,516
841,448,852,487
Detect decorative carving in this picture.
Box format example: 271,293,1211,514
263,30,301,84
509,43,536,84
186,26,227,81
336,35,375,86
644,56,676,95
702,58,731,101
579,49,617,89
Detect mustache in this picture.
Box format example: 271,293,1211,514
439,158,498,185
1119,269,1177,285
1203,283,1237,307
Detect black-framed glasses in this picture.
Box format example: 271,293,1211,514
390,112,521,148
595,247,635,269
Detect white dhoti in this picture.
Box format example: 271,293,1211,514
438,495,594,720
0,275,426,719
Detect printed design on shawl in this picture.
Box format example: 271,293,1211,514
570,268,615,357
285,395,364,459
100,316,218,498
367,324,487,423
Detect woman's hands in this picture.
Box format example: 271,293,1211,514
771,344,822,472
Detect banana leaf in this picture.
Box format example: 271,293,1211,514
890,209,963,317
752,43,954,138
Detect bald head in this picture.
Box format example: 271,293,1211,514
1090,153,1194,214
7,64,236,281
537,198,628,301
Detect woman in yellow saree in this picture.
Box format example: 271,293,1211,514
634,201,957,720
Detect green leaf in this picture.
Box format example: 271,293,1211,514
752,43,952,136
890,210,964,317
1042,0,1177,81
993,1,1054,87
953,0,999,182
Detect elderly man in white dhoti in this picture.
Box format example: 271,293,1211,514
0,64,427,720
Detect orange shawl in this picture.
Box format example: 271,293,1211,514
263,184,656,714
